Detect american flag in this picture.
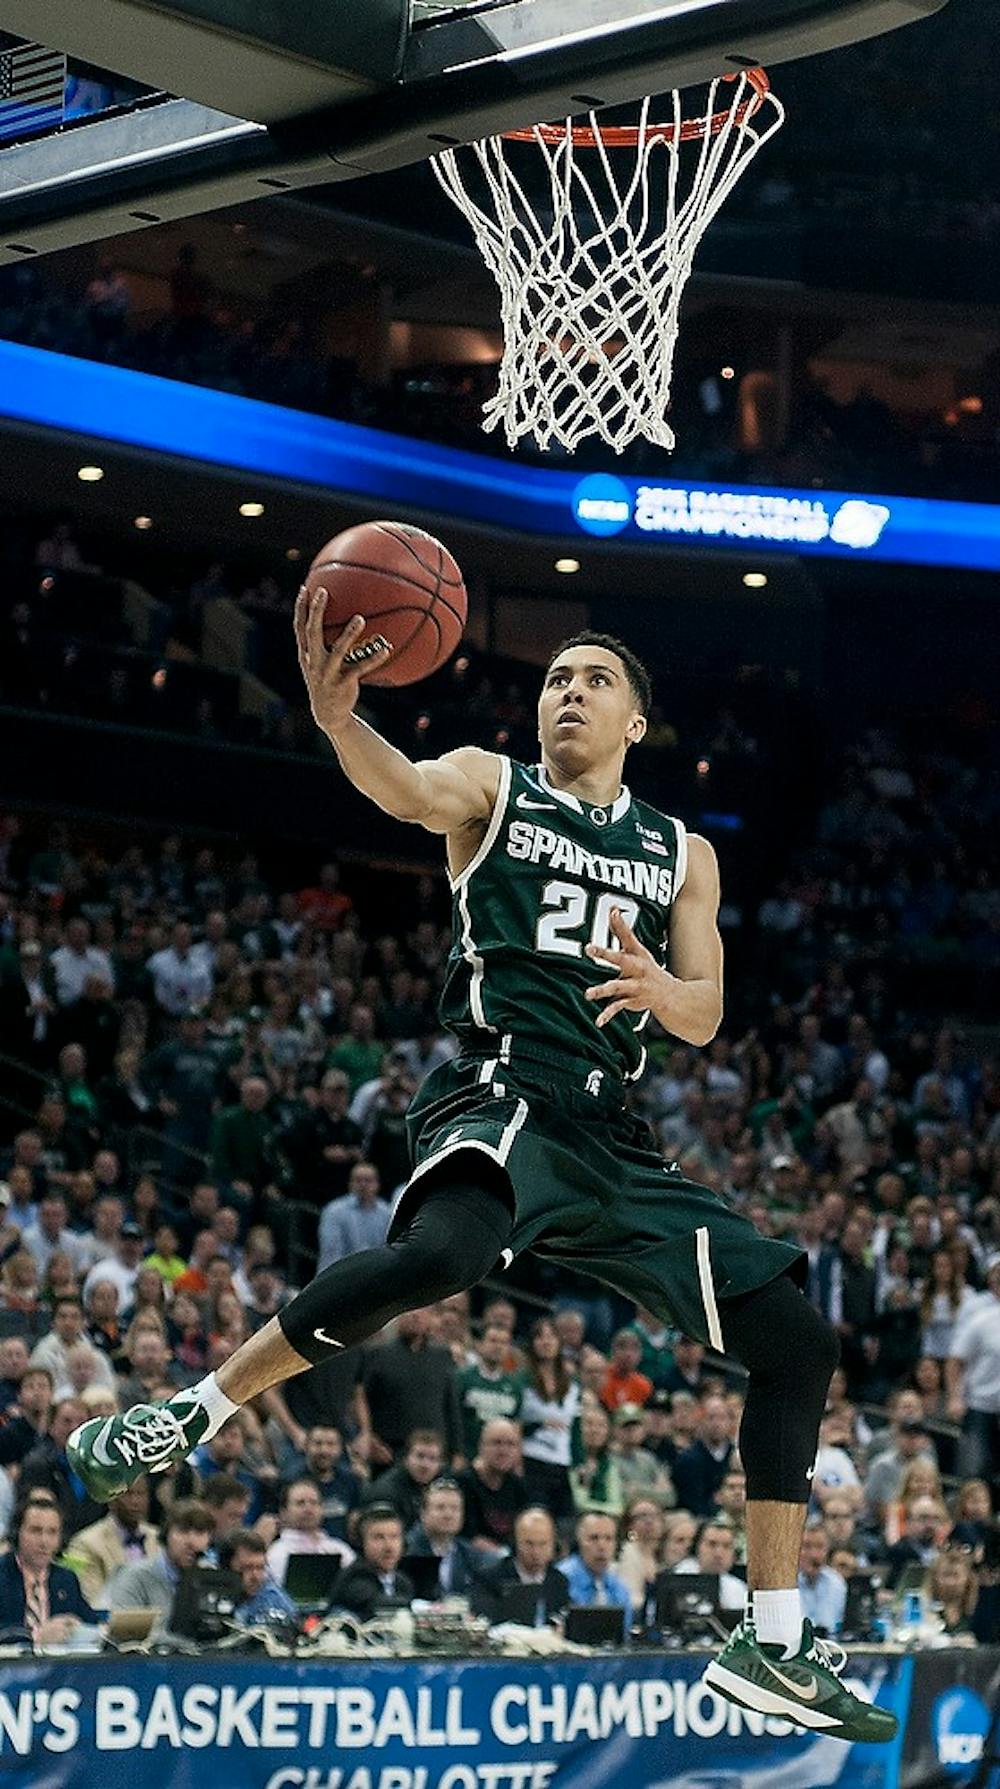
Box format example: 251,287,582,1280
0,40,66,144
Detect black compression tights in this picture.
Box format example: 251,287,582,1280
279,1172,837,1507
720,1270,841,1505
279,1176,513,1367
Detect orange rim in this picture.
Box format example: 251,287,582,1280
501,67,770,147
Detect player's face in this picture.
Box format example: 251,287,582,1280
538,648,644,772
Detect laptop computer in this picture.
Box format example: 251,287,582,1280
107,1608,158,1643
170,1568,241,1643
401,1553,444,1601
563,1605,627,1648
284,1553,344,1610
496,1582,546,1628
654,1571,723,1641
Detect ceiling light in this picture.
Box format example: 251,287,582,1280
554,557,580,574
720,366,736,380
77,465,104,482
285,547,301,562
239,501,265,518
743,572,768,589
134,515,153,531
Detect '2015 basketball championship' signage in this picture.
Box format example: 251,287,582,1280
1,338,999,574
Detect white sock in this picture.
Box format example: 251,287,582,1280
752,1589,804,1658
186,1373,240,1442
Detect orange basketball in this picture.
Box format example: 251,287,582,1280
307,520,467,687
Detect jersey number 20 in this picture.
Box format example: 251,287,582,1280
535,881,640,958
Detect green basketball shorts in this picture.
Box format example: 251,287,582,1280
394,1039,806,1349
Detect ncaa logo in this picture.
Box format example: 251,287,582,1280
933,1686,990,1771
572,474,633,537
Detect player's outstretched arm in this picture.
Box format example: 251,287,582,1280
295,586,498,833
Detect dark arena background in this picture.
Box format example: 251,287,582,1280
0,2,998,1786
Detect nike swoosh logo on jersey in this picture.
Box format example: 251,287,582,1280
313,1328,344,1349
516,794,558,810
763,1658,821,1701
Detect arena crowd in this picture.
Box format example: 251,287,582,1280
0,732,996,1645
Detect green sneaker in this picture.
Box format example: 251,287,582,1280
703,1618,898,1744
67,1394,211,1501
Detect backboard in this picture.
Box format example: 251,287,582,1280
0,0,951,265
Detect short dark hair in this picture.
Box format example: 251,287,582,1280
356,1503,403,1540
218,1526,267,1568
280,1475,322,1509
405,1428,444,1456
548,632,652,716
201,1472,250,1510
13,1489,61,1542
20,1366,53,1391
164,1497,213,1536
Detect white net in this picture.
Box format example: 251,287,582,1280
432,72,784,454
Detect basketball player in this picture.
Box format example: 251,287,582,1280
70,595,893,1741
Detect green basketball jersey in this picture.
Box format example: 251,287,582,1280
439,757,689,1081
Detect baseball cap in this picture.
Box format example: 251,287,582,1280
772,1154,795,1171
120,1220,143,1240
647,1390,672,1413
614,1402,646,1426
19,940,41,956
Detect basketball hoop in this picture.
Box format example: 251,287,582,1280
432,70,784,454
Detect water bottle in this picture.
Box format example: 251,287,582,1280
898,1590,924,1646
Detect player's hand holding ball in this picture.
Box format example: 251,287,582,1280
294,519,468,739
585,907,670,1027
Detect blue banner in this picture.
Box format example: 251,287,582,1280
1,337,998,572
0,1652,912,1789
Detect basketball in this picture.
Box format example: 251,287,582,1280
307,520,467,687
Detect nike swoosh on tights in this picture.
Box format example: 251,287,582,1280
762,1659,821,1701
313,1328,345,1349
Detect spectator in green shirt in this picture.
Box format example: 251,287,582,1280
210,1075,281,1215
457,1322,524,1459
627,1307,675,1387
142,1223,188,1288
326,1004,384,1097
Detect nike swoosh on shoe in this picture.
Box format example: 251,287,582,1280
762,1658,822,1702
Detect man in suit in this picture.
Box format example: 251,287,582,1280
0,939,57,1077
0,1490,96,1641
473,1505,570,1626
68,1478,159,1607
404,1477,482,1599
331,1505,415,1620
